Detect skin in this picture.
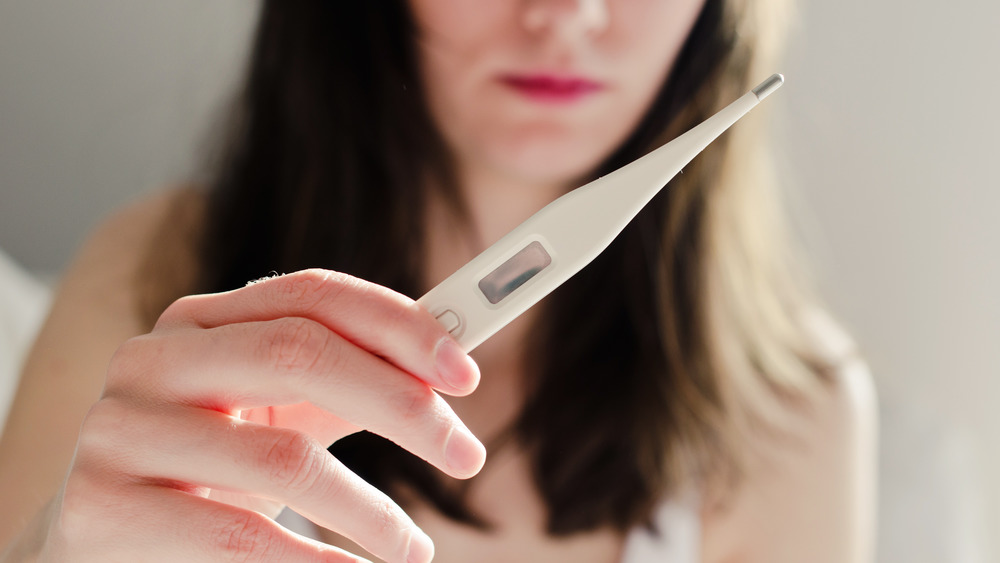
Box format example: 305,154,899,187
0,1,878,562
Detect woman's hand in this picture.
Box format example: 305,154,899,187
39,269,484,563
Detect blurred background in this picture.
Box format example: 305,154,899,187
0,0,996,560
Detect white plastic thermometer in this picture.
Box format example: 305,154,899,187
418,74,785,353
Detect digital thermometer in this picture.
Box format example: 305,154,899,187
418,74,785,353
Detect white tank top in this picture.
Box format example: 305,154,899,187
620,494,701,562
277,494,700,562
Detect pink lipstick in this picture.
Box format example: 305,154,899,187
499,74,604,103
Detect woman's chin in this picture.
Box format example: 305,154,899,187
479,143,610,188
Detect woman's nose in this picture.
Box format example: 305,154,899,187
522,0,610,38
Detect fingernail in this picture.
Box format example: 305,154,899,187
445,425,486,477
407,529,435,563
435,337,479,391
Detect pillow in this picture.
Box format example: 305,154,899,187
0,248,51,430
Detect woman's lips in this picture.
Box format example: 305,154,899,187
499,74,605,103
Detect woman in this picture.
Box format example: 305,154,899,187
0,1,876,562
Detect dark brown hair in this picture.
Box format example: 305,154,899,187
178,0,818,537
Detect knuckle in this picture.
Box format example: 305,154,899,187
75,399,127,454
261,317,334,375
272,269,349,311
262,430,326,496
369,497,411,559
371,497,399,537
209,511,283,562
389,384,437,428
104,334,169,395
57,473,126,547
156,294,202,327
104,337,145,387
383,298,427,336
56,478,96,543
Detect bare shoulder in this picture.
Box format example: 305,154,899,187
67,187,204,299
798,307,878,443
24,186,206,352
56,186,208,331
701,310,878,563
15,184,206,401
0,187,206,545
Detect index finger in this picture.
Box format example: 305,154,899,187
156,269,479,396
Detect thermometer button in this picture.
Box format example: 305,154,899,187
435,309,463,335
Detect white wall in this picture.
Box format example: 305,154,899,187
0,0,996,560
779,0,999,559
0,0,257,273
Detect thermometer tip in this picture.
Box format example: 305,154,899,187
752,73,784,101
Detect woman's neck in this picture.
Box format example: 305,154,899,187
422,160,569,358
422,163,569,438
460,162,570,252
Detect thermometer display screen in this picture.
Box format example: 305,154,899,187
478,241,552,305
